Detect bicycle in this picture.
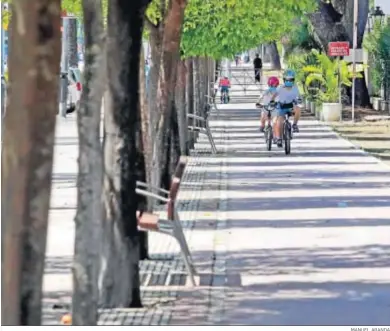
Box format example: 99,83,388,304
256,102,276,151
280,98,301,155
221,89,229,104
282,110,293,155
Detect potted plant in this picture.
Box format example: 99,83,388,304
369,65,383,110
364,21,390,112
304,50,361,122
378,25,390,112
286,50,317,112
307,96,314,113
305,89,317,114
314,99,323,120
305,83,320,115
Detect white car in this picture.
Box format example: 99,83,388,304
66,67,82,113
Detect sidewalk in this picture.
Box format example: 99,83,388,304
42,106,228,324
43,67,390,325
188,103,390,325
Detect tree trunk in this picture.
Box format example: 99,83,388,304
67,18,79,67
193,56,201,115
1,0,62,325
138,47,151,259
139,48,152,183
168,105,181,178
160,58,181,190
199,57,207,117
215,60,220,82
185,58,195,149
135,104,149,260
266,42,282,70
100,0,150,308
146,27,163,192
343,0,370,106
208,58,214,97
72,0,104,325
150,0,188,191
175,59,189,155
192,57,200,142
147,27,163,131
308,1,349,49
308,0,370,106
338,0,368,49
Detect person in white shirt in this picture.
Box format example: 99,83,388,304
272,69,301,147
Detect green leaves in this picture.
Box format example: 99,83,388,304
303,49,362,103
62,0,83,16
146,0,163,25
364,20,390,96
180,0,317,59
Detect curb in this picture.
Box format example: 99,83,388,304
322,121,390,171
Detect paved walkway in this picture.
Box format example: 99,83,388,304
197,103,390,325
43,104,226,325
43,66,390,325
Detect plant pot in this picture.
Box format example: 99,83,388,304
322,102,342,122
315,104,321,120
372,97,381,111
380,100,390,112
305,99,311,111
310,101,316,114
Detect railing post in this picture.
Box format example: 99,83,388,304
206,121,217,154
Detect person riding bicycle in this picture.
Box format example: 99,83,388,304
219,76,231,102
272,69,301,147
257,76,280,133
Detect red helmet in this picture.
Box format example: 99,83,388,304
267,76,280,87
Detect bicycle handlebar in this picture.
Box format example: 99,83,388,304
256,98,302,110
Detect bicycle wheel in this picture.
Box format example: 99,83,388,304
265,126,273,151
283,122,291,155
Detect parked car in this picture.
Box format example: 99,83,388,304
63,67,82,114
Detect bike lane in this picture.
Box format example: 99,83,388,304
216,103,390,325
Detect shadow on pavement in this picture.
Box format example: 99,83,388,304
220,280,390,325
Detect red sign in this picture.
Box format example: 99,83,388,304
328,42,350,57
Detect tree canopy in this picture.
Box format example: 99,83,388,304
62,0,82,15
180,0,317,59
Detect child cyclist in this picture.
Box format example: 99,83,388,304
256,76,280,133
272,69,301,147
219,76,231,102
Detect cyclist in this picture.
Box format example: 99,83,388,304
272,69,301,147
219,76,231,102
257,76,280,133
